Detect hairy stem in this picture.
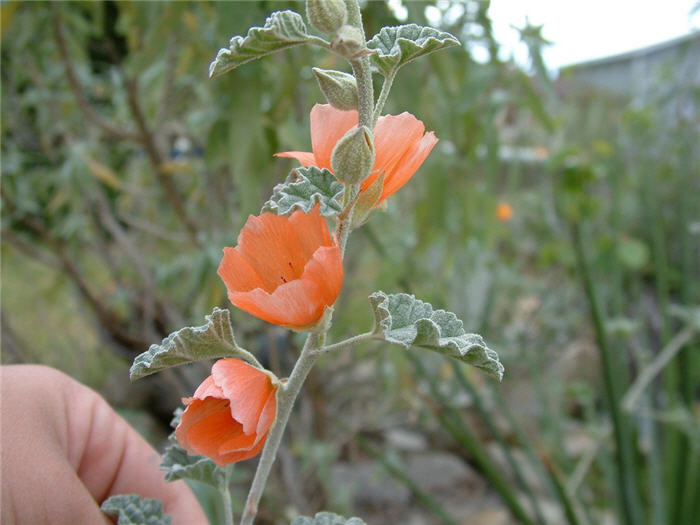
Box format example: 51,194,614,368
239,3,373,522
221,465,235,525
372,70,396,126
240,334,321,525
312,331,377,355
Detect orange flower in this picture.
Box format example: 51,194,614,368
496,202,513,222
175,358,278,466
217,205,343,330
276,103,438,204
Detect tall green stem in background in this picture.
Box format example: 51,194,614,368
569,223,641,525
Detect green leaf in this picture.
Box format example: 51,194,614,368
262,166,344,217
101,495,171,525
367,24,460,76
161,436,225,488
209,11,311,78
291,512,367,525
369,292,504,380
130,308,254,380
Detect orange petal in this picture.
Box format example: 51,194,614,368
230,243,342,329
254,389,277,446
217,247,265,293
288,204,332,260
379,131,438,202
299,245,344,308
218,434,267,465
218,429,258,455
212,359,274,435
274,151,317,167
236,213,309,292
191,374,224,400
372,112,426,179
176,398,245,460
229,278,326,329
310,104,358,170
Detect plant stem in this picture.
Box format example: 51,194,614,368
452,363,548,525
351,59,373,129
239,333,321,525
238,4,374,522
312,331,376,355
359,438,459,525
337,183,360,256
221,465,235,525
372,70,396,126
569,222,640,525
621,325,696,412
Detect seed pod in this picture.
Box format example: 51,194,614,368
331,125,374,185
306,0,347,35
312,68,358,110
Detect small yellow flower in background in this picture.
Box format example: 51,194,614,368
497,201,513,222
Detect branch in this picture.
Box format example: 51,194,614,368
124,78,200,243
52,11,141,142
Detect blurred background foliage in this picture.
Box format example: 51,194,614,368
1,1,698,524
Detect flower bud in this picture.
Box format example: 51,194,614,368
306,0,347,35
351,173,384,228
312,68,358,111
331,125,374,185
331,24,366,59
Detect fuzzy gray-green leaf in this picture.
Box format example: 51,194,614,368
130,308,250,380
161,436,225,488
101,495,171,525
367,24,460,76
291,512,367,525
262,166,343,217
369,291,504,380
209,11,310,78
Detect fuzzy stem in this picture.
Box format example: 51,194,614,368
372,70,396,126
312,331,377,355
238,3,373,522
220,465,235,525
239,334,321,525
351,59,374,129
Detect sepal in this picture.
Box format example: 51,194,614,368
350,173,384,228
331,25,367,59
312,68,358,110
331,126,374,184
306,0,347,35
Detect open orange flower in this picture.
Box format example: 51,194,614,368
175,358,278,466
217,204,343,330
276,103,438,204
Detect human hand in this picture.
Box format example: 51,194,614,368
1,365,208,524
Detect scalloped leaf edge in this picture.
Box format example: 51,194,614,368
367,24,460,76
101,494,172,525
210,10,310,78
291,511,367,525
262,166,344,217
130,308,252,380
369,291,504,380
